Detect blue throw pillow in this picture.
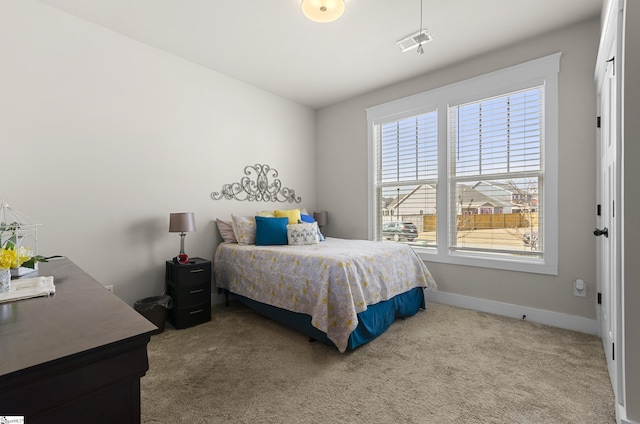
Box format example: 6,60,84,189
255,216,289,246
299,214,325,241
300,213,315,223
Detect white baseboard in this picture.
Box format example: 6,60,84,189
617,404,640,424
428,290,598,335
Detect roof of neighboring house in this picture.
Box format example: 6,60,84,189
385,185,435,209
457,185,512,209
383,183,514,212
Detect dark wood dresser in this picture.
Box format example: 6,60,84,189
0,258,157,423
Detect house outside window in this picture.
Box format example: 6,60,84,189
367,53,560,275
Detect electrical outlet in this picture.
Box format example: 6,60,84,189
105,285,114,294
573,279,586,297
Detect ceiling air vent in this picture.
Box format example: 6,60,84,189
396,29,432,53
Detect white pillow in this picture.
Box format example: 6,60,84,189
287,222,320,245
231,214,256,245
216,219,237,243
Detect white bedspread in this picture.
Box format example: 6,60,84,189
214,238,436,352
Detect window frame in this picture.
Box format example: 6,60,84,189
367,53,560,275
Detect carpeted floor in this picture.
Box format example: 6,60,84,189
141,301,615,424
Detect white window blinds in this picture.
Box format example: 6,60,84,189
379,112,438,183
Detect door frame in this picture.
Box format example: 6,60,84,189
595,0,624,412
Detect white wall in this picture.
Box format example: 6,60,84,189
317,18,600,321
0,0,316,305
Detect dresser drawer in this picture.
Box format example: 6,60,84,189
168,302,211,329
167,283,211,309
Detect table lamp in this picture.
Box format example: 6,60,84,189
169,212,196,264
313,211,328,228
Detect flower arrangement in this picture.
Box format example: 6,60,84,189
0,223,47,271
0,201,48,279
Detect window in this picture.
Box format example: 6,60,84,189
367,53,560,274
375,112,438,244
449,88,543,257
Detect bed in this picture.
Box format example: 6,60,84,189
214,237,437,352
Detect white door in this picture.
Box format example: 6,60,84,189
596,55,621,401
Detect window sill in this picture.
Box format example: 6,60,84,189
413,246,558,276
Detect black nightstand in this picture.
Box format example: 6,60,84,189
165,257,212,329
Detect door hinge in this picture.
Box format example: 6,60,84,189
597,204,601,216
597,116,601,128
607,56,615,75
597,292,602,304
613,342,615,360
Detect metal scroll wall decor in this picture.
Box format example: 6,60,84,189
211,163,302,203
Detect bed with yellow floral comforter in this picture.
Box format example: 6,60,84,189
214,237,437,352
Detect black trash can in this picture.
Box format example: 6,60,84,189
134,295,172,334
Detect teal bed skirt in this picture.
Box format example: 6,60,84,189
229,287,425,351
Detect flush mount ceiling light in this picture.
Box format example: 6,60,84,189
396,0,432,54
301,0,345,23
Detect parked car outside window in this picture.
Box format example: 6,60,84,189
382,221,418,242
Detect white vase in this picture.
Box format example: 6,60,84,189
0,268,10,294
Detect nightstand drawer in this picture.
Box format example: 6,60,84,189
165,258,211,288
168,302,211,329
167,283,211,309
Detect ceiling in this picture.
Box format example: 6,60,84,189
36,0,603,109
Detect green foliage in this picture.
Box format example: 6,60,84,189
19,255,49,269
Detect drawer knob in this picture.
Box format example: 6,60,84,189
189,289,204,294
190,269,204,273
189,309,204,315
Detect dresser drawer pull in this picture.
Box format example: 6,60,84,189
190,269,204,273
189,309,204,315
189,289,204,294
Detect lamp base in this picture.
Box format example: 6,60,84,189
176,253,189,264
